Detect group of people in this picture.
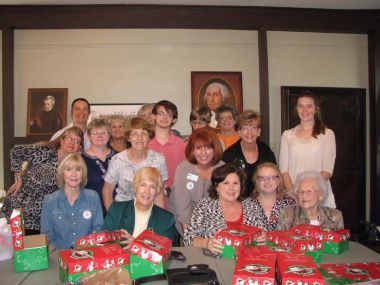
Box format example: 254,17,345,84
2,89,344,252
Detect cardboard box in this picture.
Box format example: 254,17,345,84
10,208,49,272
58,243,129,283
76,230,123,248
277,254,325,285
236,245,302,259
215,224,262,259
127,230,172,279
320,262,380,284
266,230,323,262
233,253,276,285
291,224,350,254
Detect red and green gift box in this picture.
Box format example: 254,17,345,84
267,230,323,262
233,252,276,285
291,224,350,254
10,208,49,272
76,230,123,248
214,224,261,259
319,262,380,284
58,243,129,283
237,244,302,259
127,230,172,279
277,253,325,285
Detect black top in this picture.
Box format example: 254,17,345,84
223,139,277,198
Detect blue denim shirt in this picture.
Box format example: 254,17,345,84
41,188,103,249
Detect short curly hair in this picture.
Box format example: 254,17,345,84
126,117,155,141
208,163,246,201
293,171,328,204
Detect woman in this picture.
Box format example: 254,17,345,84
82,118,117,215
107,115,130,152
103,167,179,246
169,127,224,236
189,107,212,131
183,163,259,254
102,117,168,211
277,171,344,230
137,103,155,127
279,91,336,207
2,127,83,235
223,110,276,198
243,162,295,232
216,106,240,150
41,153,103,249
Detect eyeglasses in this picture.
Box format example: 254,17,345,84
64,137,81,145
156,111,173,118
240,126,258,132
257,175,279,182
219,116,233,121
298,189,318,196
90,131,108,137
130,131,150,140
191,120,207,127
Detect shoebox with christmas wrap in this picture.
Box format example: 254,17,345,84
58,243,129,283
214,224,262,259
76,230,123,248
236,244,302,259
319,262,380,284
291,224,350,254
127,230,172,279
10,208,49,272
233,252,276,285
266,230,323,262
277,253,325,285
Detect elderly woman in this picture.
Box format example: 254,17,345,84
41,153,103,249
102,117,168,211
277,170,344,230
103,167,179,245
189,107,212,131
183,163,258,254
243,162,295,232
108,115,130,152
82,118,117,215
2,127,83,235
216,106,240,150
169,127,224,236
223,110,276,197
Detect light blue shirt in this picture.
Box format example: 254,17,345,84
41,188,103,249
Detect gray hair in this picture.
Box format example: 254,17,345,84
204,82,230,101
293,171,328,203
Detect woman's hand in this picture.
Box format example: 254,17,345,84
7,178,22,196
255,230,267,244
206,236,224,254
120,229,134,245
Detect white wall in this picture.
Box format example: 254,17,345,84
267,31,369,216
14,29,260,137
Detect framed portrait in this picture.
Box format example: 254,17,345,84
191,71,243,112
89,103,145,121
27,88,68,136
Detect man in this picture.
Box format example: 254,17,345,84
148,100,186,193
30,95,63,133
51,98,91,150
203,82,230,128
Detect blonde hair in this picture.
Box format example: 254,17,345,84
56,153,88,188
87,118,111,136
132,167,163,195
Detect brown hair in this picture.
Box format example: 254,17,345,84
238,109,261,128
185,128,223,166
208,163,246,201
49,126,84,150
252,162,286,199
126,117,155,141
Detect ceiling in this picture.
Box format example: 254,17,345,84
0,0,379,10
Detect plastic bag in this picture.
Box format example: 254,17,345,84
0,222,13,261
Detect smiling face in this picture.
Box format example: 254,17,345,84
60,132,82,153
238,120,261,144
72,100,90,125
63,163,83,189
129,128,150,151
217,173,241,203
296,96,317,124
219,111,236,132
111,119,126,140
297,178,323,210
205,85,224,111
154,106,175,129
192,142,214,166
255,166,280,196
89,127,110,147
134,179,158,211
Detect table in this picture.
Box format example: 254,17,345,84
1,242,379,285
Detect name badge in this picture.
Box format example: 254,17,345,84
186,173,198,182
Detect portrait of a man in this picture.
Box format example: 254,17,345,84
27,88,68,136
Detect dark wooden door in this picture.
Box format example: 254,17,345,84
281,86,366,231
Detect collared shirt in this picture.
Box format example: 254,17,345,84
41,188,103,249
148,131,186,187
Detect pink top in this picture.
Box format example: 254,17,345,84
148,131,186,188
